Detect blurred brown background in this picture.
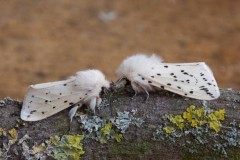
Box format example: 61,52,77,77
0,0,239,99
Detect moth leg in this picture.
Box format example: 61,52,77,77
131,82,138,99
132,82,149,101
135,82,149,101
133,91,138,97
142,87,149,102
89,97,97,114
68,103,82,133
68,103,82,122
96,97,102,107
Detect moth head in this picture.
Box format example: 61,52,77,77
101,79,110,90
101,86,109,95
91,69,110,96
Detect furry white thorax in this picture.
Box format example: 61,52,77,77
117,54,163,93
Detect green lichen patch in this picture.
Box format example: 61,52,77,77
75,111,143,144
0,127,20,159
1,130,85,160
51,135,85,160
153,105,240,158
0,127,7,136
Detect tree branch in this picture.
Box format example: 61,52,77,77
0,88,240,159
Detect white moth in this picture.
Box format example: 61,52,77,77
21,69,110,121
116,54,220,100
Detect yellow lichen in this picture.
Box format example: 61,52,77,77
167,115,185,129
183,105,206,128
115,134,123,142
0,127,7,136
209,120,222,132
8,128,18,140
207,109,225,132
165,105,225,133
100,122,112,135
163,126,174,134
214,109,225,121
32,143,46,154
52,135,85,160
99,137,107,144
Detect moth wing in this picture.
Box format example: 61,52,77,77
21,78,89,121
143,62,220,100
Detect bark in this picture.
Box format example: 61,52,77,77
0,88,240,160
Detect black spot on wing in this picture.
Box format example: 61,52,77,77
203,78,207,81
30,110,37,114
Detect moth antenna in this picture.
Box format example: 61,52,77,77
108,92,112,115
143,87,150,102
104,87,113,115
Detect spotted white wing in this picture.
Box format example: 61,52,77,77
141,62,220,100
21,78,93,121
